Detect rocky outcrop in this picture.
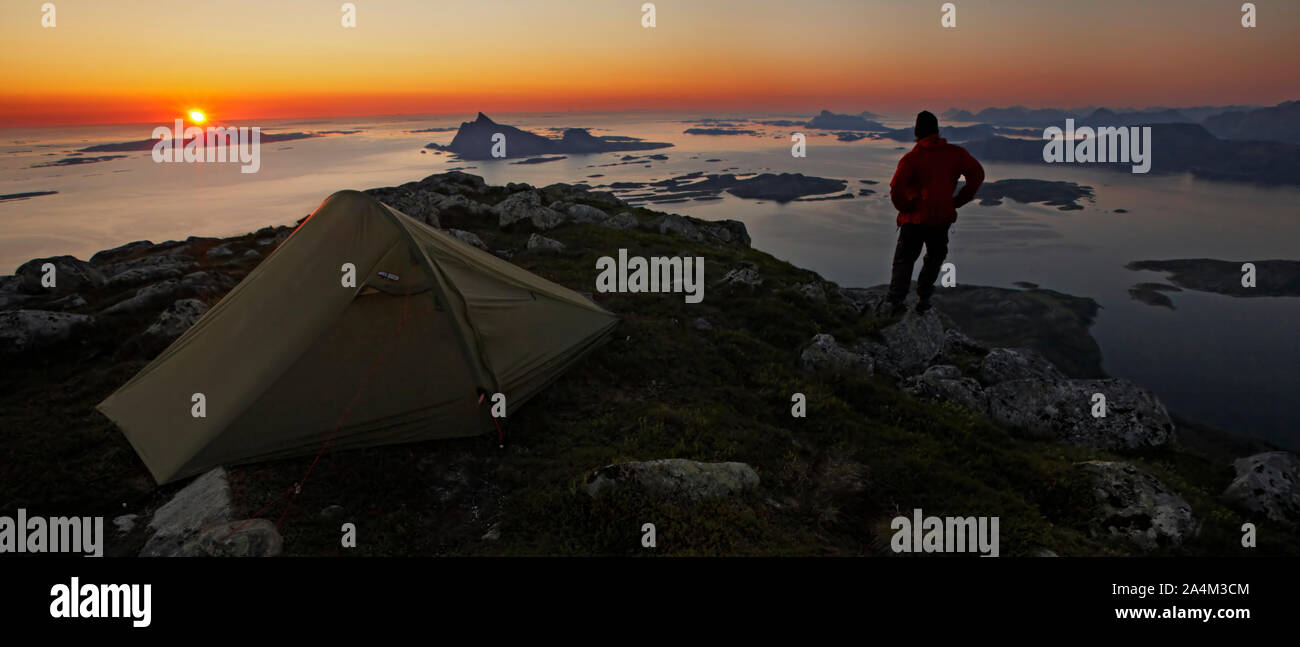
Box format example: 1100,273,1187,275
1077,461,1199,550
985,378,1175,450
448,229,488,250
0,310,93,354
144,298,208,338
15,256,105,294
1222,451,1300,523
979,347,1065,385
526,233,566,253
140,468,233,557
799,333,874,374
717,266,763,288
902,365,987,415
494,191,565,231
585,459,759,501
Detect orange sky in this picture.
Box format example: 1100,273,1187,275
2,0,1297,126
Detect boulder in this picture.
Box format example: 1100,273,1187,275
89,240,158,266
145,298,208,338
717,266,762,288
101,279,183,315
657,214,705,242
1221,451,1300,523
799,333,874,374
838,287,889,316
984,378,1175,450
436,193,491,216
980,347,1065,385
797,282,827,302
1077,461,1199,550
14,256,105,294
101,255,197,289
585,459,760,501
179,519,283,557
140,468,233,557
205,243,237,259
494,191,565,230
698,219,751,247
691,317,713,332
876,309,947,377
447,229,489,250
526,233,566,253
600,212,639,230
566,204,610,224
0,310,94,354
902,364,987,414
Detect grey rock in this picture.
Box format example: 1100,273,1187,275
657,213,705,242
797,281,827,302
448,229,489,250
600,212,639,230
145,298,208,338
89,240,158,266
876,309,947,377
15,255,105,294
241,249,261,260
718,266,762,287
101,279,182,315
526,233,566,253
435,193,491,216
101,255,196,288
567,203,610,224
980,347,1065,385
1077,461,1199,550
691,317,713,332
320,505,346,521
585,459,760,501
49,293,88,310
985,378,1175,450
902,364,987,414
179,519,282,557
799,333,874,374
838,287,888,316
0,310,94,354
112,514,139,536
205,243,237,259
494,191,565,230
698,219,751,247
1222,451,1300,523
140,468,233,557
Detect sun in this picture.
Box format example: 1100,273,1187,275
188,110,206,124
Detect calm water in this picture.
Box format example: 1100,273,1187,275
3,112,1298,448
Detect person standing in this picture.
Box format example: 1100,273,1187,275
886,110,984,314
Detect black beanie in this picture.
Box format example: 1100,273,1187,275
914,110,939,140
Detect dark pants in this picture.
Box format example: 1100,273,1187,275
888,223,951,303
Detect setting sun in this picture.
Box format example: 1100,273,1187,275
188,110,205,124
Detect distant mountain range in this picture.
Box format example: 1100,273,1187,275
961,123,1300,186
804,110,888,131
432,113,672,160
940,102,1300,144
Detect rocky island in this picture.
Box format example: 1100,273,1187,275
429,113,673,160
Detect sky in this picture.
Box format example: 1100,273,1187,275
1,0,1297,126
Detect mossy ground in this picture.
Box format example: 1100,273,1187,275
1,192,1291,557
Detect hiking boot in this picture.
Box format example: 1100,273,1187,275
887,299,907,316
914,299,932,314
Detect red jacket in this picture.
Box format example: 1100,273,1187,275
889,135,984,226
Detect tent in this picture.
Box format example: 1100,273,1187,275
98,190,618,484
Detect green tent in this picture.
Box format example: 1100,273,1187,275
98,190,618,484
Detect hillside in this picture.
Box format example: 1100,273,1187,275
1,172,1295,557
